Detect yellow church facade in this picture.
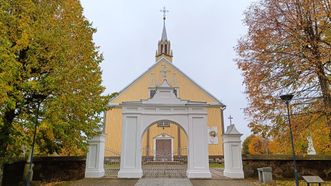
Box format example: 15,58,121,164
104,19,225,161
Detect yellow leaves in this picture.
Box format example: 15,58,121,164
238,0,331,148
0,0,108,159
14,19,31,49
247,135,268,155
243,134,272,155
244,112,331,155
268,140,280,154
266,114,331,155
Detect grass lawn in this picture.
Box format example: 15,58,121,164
104,163,120,169
209,162,224,169
261,180,331,186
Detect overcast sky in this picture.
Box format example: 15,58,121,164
80,0,256,139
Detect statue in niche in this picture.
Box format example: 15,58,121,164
307,136,316,155
208,127,218,144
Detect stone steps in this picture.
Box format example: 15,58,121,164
143,161,183,165
142,164,187,178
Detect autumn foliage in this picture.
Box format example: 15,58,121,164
0,0,109,162
244,115,330,155
243,135,270,155
237,0,331,154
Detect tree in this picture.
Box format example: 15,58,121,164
269,113,331,154
243,135,270,155
0,0,108,162
248,135,265,155
242,135,254,154
236,0,331,139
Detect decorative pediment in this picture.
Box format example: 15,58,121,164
121,79,208,110
121,80,209,116
143,80,188,105
224,124,242,135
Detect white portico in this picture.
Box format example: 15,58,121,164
117,80,211,178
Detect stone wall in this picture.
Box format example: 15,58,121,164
2,156,85,186
242,155,331,180
106,155,224,163
0,166,3,186
2,160,25,186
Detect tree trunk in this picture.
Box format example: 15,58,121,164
0,109,16,159
316,63,331,135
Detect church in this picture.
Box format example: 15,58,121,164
104,13,226,163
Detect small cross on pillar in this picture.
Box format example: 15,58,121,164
228,115,234,125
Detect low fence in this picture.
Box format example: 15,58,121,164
4,154,329,184
2,156,85,186
242,155,331,180
105,155,224,163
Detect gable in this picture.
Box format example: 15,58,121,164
110,59,224,107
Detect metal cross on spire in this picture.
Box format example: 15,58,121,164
160,6,169,21
228,115,234,125
160,7,169,41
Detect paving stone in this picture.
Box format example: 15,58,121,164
190,179,258,186
135,178,192,186
142,164,187,178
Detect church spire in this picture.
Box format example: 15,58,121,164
161,8,168,41
161,20,167,41
156,7,173,63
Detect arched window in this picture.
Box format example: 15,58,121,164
150,90,156,98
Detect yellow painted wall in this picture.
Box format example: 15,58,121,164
104,108,122,156
105,60,224,157
207,107,223,155
111,60,218,104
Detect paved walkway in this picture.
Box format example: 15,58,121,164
142,164,186,178
191,179,257,186
55,178,259,186
60,164,259,186
135,178,192,186
210,168,229,179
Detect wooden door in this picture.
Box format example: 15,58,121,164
155,139,171,161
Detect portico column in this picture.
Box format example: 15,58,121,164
85,134,105,178
186,115,211,178
118,115,143,178
223,124,244,178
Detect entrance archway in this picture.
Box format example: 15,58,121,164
117,80,211,178
141,121,188,177
141,120,188,162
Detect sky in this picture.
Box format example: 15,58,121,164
80,0,256,139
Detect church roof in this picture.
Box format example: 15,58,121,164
110,60,225,107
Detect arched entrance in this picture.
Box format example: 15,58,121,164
117,80,211,178
141,120,188,162
141,121,188,177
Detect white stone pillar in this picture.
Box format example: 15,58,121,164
186,115,211,178
85,135,105,178
118,115,143,178
223,124,244,179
